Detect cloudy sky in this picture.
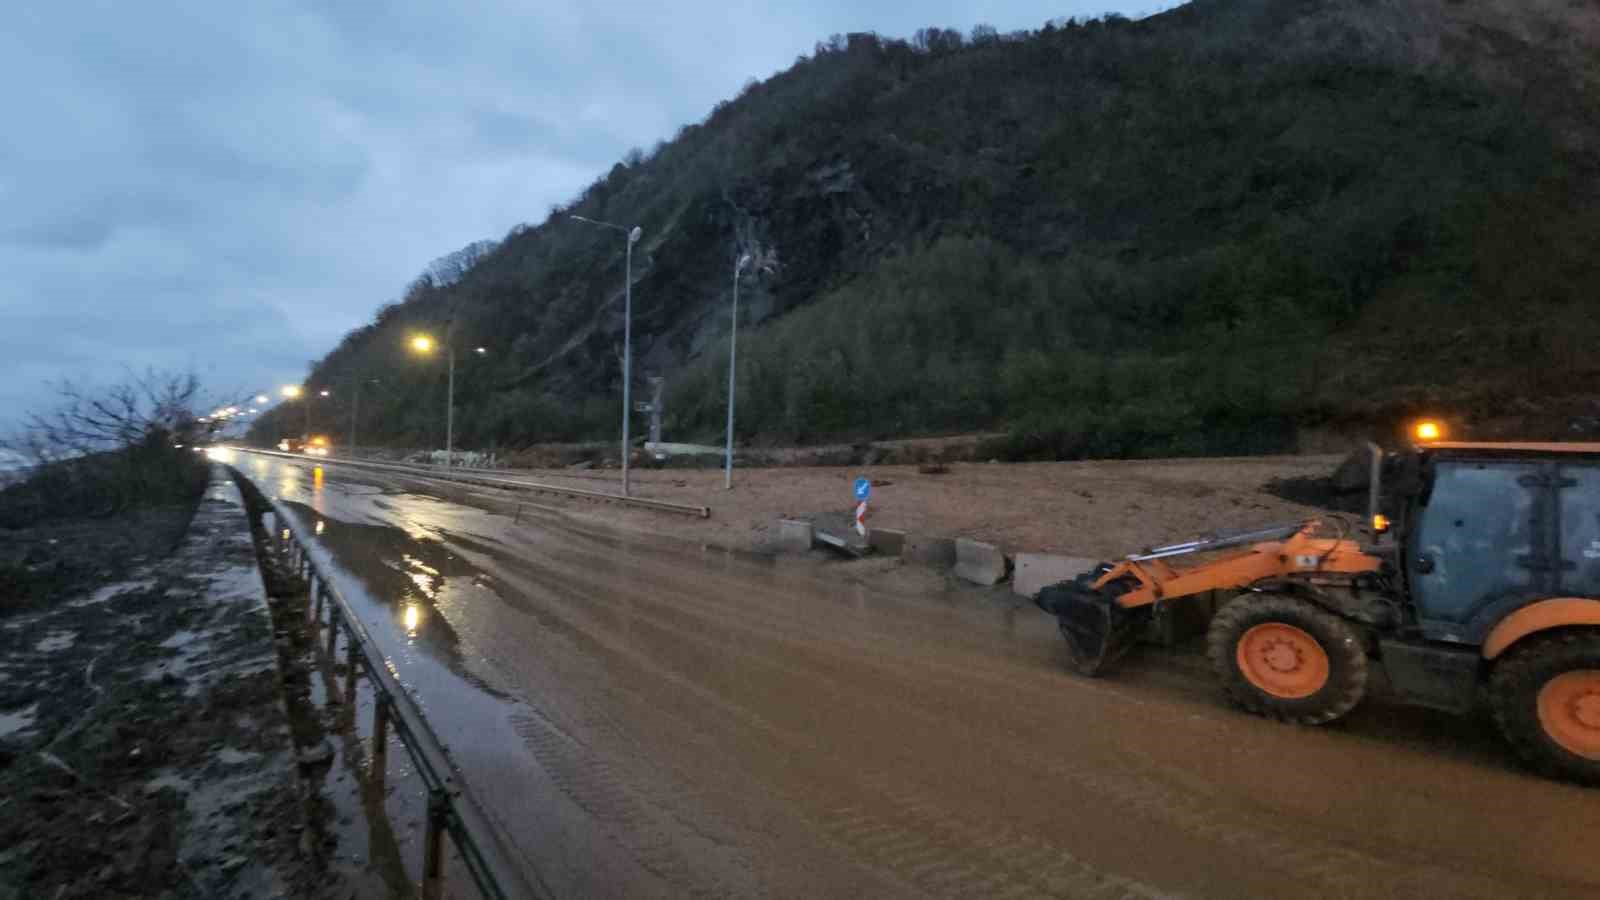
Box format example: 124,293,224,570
1,1,1182,432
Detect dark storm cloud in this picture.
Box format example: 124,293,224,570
0,1,1181,430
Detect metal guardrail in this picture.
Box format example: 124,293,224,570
237,447,711,518
268,497,539,900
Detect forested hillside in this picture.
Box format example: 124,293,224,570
249,0,1600,458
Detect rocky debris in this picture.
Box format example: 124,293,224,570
0,506,194,616
0,470,345,898
296,740,334,767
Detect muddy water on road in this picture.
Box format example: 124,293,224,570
245,453,1600,899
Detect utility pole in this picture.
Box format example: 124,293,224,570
446,337,456,473
349,380,361,454
725,253,751,490
570,215,643,496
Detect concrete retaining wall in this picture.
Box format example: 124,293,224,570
954,538,1007,586
867,527,906,556
1012,553,1100,598
903,533,957,568
777,519,814,553
773,519,1097,600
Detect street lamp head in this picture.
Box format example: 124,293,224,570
411,335,435,354
628,225,643,244
255,395,269,404
736,253,752,271
281,385,302,399
319,390,330,397
475,346,487,355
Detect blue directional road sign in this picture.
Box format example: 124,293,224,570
854,477,871,502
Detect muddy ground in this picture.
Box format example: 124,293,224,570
234,451,1600,898
0,471,352,899
0,506,195,615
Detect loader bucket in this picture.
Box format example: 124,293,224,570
1037,581,1142,676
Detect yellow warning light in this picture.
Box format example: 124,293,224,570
1413,420,1443,442
1372,514,1391,533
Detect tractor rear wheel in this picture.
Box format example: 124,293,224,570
1489,630,1600,786
1207,592,1368,725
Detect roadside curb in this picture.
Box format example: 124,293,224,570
773,515,1094,595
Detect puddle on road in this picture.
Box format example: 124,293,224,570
0,703,39,738
216,746,260,765
281,501,506,695
160,630,200,649
33,631,77,653
67,578,158,609
143,771,193,796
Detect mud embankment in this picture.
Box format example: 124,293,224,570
0,467,350,898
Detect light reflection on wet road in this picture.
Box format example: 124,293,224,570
242,452,1600,900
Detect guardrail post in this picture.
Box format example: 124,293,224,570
422,788,449,896
313,582,325,622
371,695,389,789
326,606,340,657
344,638,360,707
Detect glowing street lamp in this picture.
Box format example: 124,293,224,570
409,331,457,471
280,385,317,435
255,394,269,404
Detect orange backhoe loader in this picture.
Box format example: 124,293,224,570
1036,431,1600,784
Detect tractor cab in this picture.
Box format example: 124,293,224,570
1399,443,1600,646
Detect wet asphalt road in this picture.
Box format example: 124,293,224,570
233,451,1600,899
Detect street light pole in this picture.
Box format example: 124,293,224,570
725,253,751,490
446,341,455,474
621,228,635,496
570,215,643,497
408,332,476,475
349,380,360,454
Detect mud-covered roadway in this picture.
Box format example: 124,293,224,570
231,449,1600,899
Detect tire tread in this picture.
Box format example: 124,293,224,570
1206,592,1368,725
1488,629,1600,787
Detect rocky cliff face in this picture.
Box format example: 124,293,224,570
253,1,1600,453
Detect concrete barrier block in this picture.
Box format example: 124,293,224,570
868,527,906,556
903,533,956,568
954,538,1007,586
777,519,814,553
1012,553,1101,598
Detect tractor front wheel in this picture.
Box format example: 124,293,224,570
1207,592,1368,725
1489,631,1600,786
